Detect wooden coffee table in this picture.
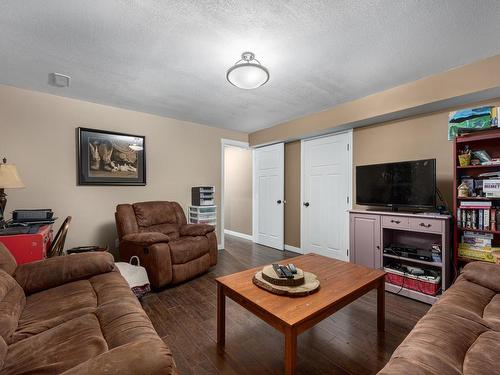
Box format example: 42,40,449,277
216,253,386,375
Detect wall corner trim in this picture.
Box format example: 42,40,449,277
284,244,303,254
224,229,253,241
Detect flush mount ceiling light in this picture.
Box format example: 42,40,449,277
226,52,269,90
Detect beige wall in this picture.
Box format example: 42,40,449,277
354,98,500,207
0,85,247,253
224,146,252,235
284,141,301,248
283,99,500,248
249,55,500,146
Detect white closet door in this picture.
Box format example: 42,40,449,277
253,143,284,250
301,132,351,260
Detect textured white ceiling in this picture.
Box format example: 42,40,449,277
1,1,500,132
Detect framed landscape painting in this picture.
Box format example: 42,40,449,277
77,127,146,186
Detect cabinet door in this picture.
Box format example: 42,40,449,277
350,214,381,269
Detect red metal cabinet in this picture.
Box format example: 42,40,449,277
0,225,52,264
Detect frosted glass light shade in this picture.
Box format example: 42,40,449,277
227,63,269,90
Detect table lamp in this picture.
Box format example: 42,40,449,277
0,158,25,220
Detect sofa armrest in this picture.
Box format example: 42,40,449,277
60,340,177,375
462,261,500,292
122,232,173,246
14,252,115,295
179,224,215,237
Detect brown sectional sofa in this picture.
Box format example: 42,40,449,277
0,243,176,374
379,261,500,375
115,201,218,289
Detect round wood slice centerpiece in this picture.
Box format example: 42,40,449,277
253,266,320,297
261,265,305,286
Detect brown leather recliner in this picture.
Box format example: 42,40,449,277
115,201,217,289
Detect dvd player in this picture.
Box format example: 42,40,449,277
383,245,433,262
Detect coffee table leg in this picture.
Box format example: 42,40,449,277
284,327,297,375
377,278,385,332
217,283,225,347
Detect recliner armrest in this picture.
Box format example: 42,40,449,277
179,224,215,237
122,232,173,246
15,252,115,295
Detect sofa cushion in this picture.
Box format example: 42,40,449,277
14,251,115,295
60,339,175,375
169,236,209,264
428,278,495,328
483,294,500,331
463,330,500,375
380,312,489,375
12,280,97,344
462,261,500,293
89,270,143,307
139,223,180,237
0,270,25,343
133,201,181,227
96,301,162,349
2,314,107,375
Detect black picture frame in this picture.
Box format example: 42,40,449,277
77,127,146,186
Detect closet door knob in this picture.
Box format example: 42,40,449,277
277,200,282,204
303,202,310,207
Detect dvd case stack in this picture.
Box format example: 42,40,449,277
459,231,498,262
457,201,499,231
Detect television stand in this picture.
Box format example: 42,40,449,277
349,209,451,304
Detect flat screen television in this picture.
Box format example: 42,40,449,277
356,159,436,210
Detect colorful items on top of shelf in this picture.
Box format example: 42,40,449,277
448,106,500,140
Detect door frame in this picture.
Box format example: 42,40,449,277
300,129,353,257
220,138,250,250
252,143,285,250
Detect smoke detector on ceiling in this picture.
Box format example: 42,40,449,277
49,73,71,88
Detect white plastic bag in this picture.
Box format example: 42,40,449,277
115,256,151,298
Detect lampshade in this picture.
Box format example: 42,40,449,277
226,52,269,90
0,164,25,189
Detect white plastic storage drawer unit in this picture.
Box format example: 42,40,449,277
189,205,217,226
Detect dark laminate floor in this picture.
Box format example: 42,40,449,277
141,235,430,375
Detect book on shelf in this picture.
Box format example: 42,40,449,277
460,201,492,207
462,231,493,247
457,206,498,230
459,231,498,262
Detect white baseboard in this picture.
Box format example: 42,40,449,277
218,244,224,250
224,229,253,241
285,244,304,254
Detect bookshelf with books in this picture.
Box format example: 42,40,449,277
453,128,500,269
